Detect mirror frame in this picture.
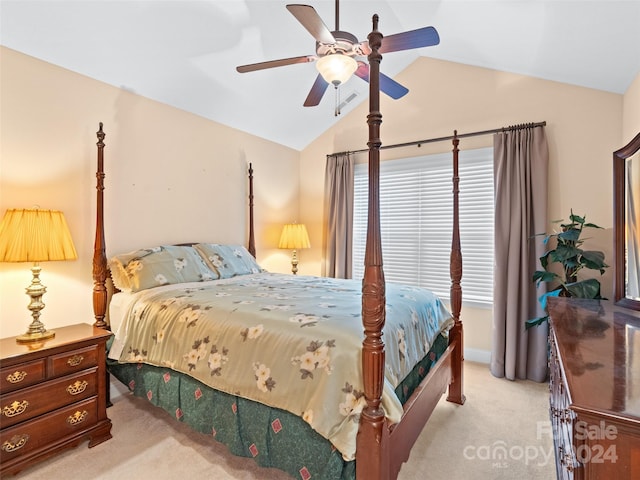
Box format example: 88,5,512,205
614,131,640,310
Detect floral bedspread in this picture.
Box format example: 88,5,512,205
108,272,453,460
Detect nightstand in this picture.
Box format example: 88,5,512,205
0,323,112,476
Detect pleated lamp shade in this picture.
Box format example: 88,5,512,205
0,209,77,263
278,223,311,250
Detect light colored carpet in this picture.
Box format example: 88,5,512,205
12,362,555,479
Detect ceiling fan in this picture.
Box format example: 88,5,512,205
236,0,440,108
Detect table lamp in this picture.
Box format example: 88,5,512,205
278,223,310,275
0,208,77,343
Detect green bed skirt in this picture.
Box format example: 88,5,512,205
107,332,449,480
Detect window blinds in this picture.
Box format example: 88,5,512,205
353,147,494,306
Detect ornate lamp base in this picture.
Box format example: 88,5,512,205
290,249,299,275
16,328,55,344
16,263,56,344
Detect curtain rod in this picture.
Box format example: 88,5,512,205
329,121,547,157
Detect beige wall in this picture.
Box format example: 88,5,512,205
623,72,640,142
0,47,299,339
299,57,626,356
1,45,635,357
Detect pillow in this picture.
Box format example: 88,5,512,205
109,245,218,292
194,244,263,279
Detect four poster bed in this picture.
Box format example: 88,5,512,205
92,16,464,480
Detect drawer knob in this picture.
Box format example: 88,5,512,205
2,400,29,418
67,354,84,367
6,371,27,384
66,380,89,396
2,434,30,453
66,410,88,426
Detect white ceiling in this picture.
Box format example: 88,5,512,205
2,1,639,151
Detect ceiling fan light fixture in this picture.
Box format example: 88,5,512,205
316,54,357,86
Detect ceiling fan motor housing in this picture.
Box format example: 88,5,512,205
316,30,366,58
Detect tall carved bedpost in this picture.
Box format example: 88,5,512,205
446,131,465,404
93,123,108,329
248,163,256,258
356,14,388,479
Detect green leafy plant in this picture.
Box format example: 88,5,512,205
527,211,608,328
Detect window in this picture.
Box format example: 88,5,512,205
352,148,494,306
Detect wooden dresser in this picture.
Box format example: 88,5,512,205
548,297,640,479
0,323,112,476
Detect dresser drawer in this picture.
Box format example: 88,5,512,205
0,368,97,428
0,360,46,394
49,345,98,378
0,396,98,464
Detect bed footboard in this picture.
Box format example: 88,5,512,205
387,342,454,475
356,332,463,479
446,133,465,406
357,15,388,479
355,15,464,480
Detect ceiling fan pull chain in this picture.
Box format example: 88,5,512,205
334,85,341,116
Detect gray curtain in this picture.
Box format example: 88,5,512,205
491,126,549,382
322,153,354,278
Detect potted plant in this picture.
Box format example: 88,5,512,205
527,211,609,328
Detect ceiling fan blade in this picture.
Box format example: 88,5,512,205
380,73,409,99
304,74,330,106
286,4,336,44
354,61,369,78
354,62,409,100
379,26,440,54
236,55,316,73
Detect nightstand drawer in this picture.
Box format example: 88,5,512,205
0,396,98,464
1,368,97,428
49,345,98,377
0,360,46,394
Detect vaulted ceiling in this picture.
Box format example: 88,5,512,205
2,1,639,150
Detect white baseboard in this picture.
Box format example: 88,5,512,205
464,347,491,364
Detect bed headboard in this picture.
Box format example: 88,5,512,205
91,124,257,328
92,123,108,329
